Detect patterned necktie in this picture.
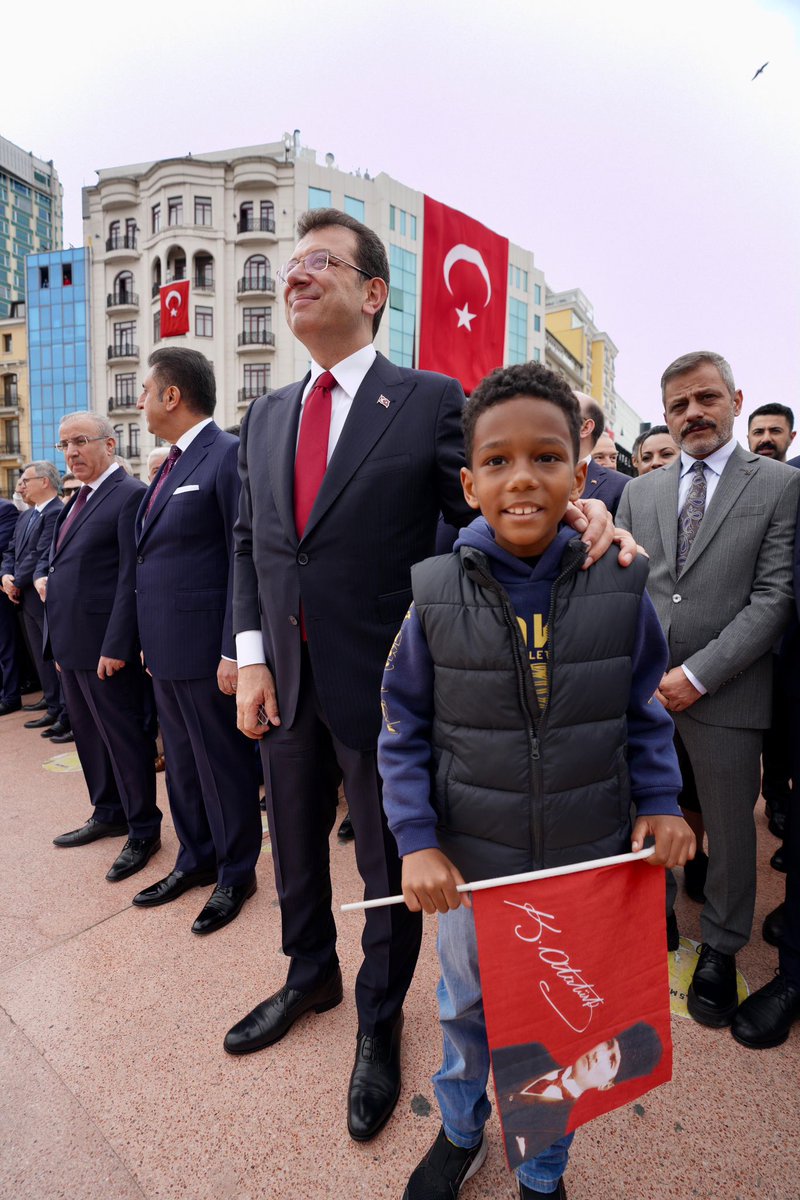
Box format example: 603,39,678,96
676,460,707,574
294,371,336,538
56,485,92,550
144,444,182,520
20,507,42,551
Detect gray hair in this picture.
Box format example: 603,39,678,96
115,455,135,475
22,461,61,491
147,447,169,469
59,410,116,439
660,352,736,403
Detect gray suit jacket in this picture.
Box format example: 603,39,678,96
617,443,800,729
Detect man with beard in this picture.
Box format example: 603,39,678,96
617,352,800,1029
747,404,796,463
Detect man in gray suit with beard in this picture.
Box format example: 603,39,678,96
617,350,800,1029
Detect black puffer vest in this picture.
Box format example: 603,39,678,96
411,540,649,883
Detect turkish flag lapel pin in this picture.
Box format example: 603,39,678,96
377,394,391,408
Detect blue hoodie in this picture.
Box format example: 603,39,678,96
379,516,682,859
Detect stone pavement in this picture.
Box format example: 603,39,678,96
1,700,798,1200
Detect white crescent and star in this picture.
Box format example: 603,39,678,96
442,243,492,333
165,289,183,317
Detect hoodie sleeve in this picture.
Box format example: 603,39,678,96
627,589,683,816
378,603,441,857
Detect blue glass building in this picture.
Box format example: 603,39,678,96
26,247,91,462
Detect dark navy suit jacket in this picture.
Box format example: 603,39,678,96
0,500,17,555
233,353,471,750
43,469,146,670
1,497,62,589
135,421,240,680
581,461,628,518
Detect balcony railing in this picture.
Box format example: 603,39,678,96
193,276,214,292
107,291,139,309
123,444,141,459
106,234,138,252
237,276,275,294
107,344,139,360
237,217,276,235
238,330,275,347
2,390,19,406
0,440,21,455
108,395,138,412
237,387,273,404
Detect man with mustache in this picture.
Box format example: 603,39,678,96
617,352,800,1029
747,403,796,463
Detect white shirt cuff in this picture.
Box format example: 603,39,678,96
235,630,267,668
681,665,707,695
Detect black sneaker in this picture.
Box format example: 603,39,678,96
403,1126,488,1199
519,1178,566,1198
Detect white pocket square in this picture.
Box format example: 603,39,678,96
173,484,200,494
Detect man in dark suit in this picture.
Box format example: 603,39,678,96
0,497,21,715
132,347,261,935
617,351,800,1028
575,392,628,517
226,208,628,1142
44,413,162,877
1,462,68,733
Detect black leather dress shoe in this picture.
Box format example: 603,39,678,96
191,874,257,934
770,845,787,872
337,814,355,841
24,713,56,729
53,817,129,847
763,903,786,947
132,867,217,907
22,697,47,711
347,1012,404,1141
223,967,344,1055
106,836,162,882
768,809,787,839
50,730,76,744
687,944,738,1027
683,849,708,903
0,699,21,716
41,721,70,738
731,972,800,1049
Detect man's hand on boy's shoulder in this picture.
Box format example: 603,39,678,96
632,815,696,870
565,498,642,570
401,848,471,914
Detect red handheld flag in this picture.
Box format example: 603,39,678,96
160,279,190,338
472,858,672,1171
419,195,508,393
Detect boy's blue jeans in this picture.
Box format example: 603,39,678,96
433,905,573,1195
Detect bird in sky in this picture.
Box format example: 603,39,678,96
751,62,769,80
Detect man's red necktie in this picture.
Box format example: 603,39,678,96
294,371,336,538
144,444,182,520
56,484,92,550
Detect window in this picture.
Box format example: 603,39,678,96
168,197,183,226
126,218,136,242
243,308,271,343
114,270,135,303
243,254,269,290
128,424,140,457
114,321,136,352
533,347,541,362
40,266,49,288
113,423,124,448
344,196,365,222
534,315,541,332
534,283,542,305
115,373,136,405
195,196,212,226
239,201,253,232
2,334,11,353
410,215,417,240
244,363,271,397
62,264,72,286
260,200,274,230
400,210,406,236
153,311,161,342
308,187,331,211
152,204,161,233
388,244,417,368
196,306,213,337
508,298,528,365
194,254,214,289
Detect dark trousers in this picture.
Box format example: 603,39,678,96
762,655,793,815
0,591,20,704
261,645,422,1036
60,664,161,837
22,589,65,721
152,675,261,886
781,700,800,986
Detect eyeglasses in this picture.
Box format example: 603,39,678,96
17,476,41,488
54,436,108,452
276,250,371,285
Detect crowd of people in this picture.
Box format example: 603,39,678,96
1,207,798,1200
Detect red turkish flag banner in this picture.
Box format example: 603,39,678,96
419,195,508,393
160,279,190,338
472,856,672,1172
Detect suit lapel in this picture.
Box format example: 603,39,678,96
266,380,306,548
655,458,681,579
53,473,122,557
301,355,414,539
16,507,39,553
680,444,758,572
138,423,217,543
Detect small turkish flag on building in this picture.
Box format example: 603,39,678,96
419,195,508,393
160,280,190,338
472,854,672,1172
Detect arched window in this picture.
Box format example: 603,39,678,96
243,255,269,290
114,271,134,303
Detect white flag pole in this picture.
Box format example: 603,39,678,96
340,846,655,912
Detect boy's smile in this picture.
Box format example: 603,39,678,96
461,396,586,559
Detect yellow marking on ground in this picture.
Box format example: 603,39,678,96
669,936,749,1018
42,752,83,774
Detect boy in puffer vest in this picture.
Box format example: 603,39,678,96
378,362,694,1200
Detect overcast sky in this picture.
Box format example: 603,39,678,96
6,0,798,430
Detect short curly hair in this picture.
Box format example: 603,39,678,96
463,362,581,464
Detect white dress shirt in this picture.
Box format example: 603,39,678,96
83,461,120,499
236,345,377,668
174,415,213,454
